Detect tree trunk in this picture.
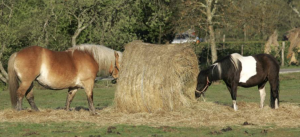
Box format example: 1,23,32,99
0,44,8,84
208,25,217,63
158,25,162,44
72,29,82,47
72,21,92,47
243,24,247,41
206,0,217,63
70,12,95,47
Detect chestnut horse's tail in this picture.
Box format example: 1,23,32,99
8,52,18,108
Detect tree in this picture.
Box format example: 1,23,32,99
172,0,220,63
63,0,96,47
0,0,71,84
0,0,13,83
129,0,174,44
83,0,139,49
205,0,219,63
223,0,289,41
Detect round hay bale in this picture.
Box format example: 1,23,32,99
114,41,199,113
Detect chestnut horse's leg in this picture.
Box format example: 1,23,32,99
82,79,96,114
16,81,33,111
65,88,78,111
25,83,39,111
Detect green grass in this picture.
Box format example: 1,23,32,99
280,65,300,69
0,81,116,110
1,122,300,137
1,73,300,136
200,72,300,107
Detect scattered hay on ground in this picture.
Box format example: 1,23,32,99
114,41,199,113
1,102,300,128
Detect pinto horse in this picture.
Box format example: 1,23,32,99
8,44,121,114
196,53,279,111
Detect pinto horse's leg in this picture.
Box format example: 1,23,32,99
258,81,267,109
25,83,39,111
226,83,238,111
82,79,96,115
258,87,266,108
231,86,238,111
16,82,33,111
65,88,78,111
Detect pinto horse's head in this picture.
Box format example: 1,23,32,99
195,70,211,98
109,51,120,84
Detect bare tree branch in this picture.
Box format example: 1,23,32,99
211,0,219,16
199,9,207,15
200,3,207,8
2,1,13,22
72,14,96,47
289,3,300,18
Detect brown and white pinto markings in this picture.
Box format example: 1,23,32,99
8,44,121,114
196,53,279,111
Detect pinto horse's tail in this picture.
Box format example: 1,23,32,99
270,76,280,108
8,53,19,108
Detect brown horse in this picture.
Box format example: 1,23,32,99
8,44,121,114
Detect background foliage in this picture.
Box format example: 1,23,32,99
0,0,300,83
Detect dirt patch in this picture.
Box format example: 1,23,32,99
23,131,40,136
1,102,300,128
261,129,268,134
107,126,121,135
158,126,179,133
244,130,255,136
52,130,71,133
221,126,232,132
210,126,232,135
210,130,222,135
242,121,255,126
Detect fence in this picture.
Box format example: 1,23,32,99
191,41,290,69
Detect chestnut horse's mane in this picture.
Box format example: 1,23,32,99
68,44,122,76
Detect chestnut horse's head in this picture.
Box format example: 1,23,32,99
109,51,120,83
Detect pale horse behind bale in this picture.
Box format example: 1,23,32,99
196,53,279,111
8,44,122,114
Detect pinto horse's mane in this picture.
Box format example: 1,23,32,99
207,53,242,81
68,44,122,76
229,53,243,71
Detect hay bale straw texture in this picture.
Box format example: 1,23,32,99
115,41,199,113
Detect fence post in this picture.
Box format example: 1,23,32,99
241,45,244,55
222,34,225,49
281,41,285,67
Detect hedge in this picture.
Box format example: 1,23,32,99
191,41,291,69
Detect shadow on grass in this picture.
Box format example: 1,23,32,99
214,101,232,107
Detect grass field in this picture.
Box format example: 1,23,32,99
1,73,300,136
